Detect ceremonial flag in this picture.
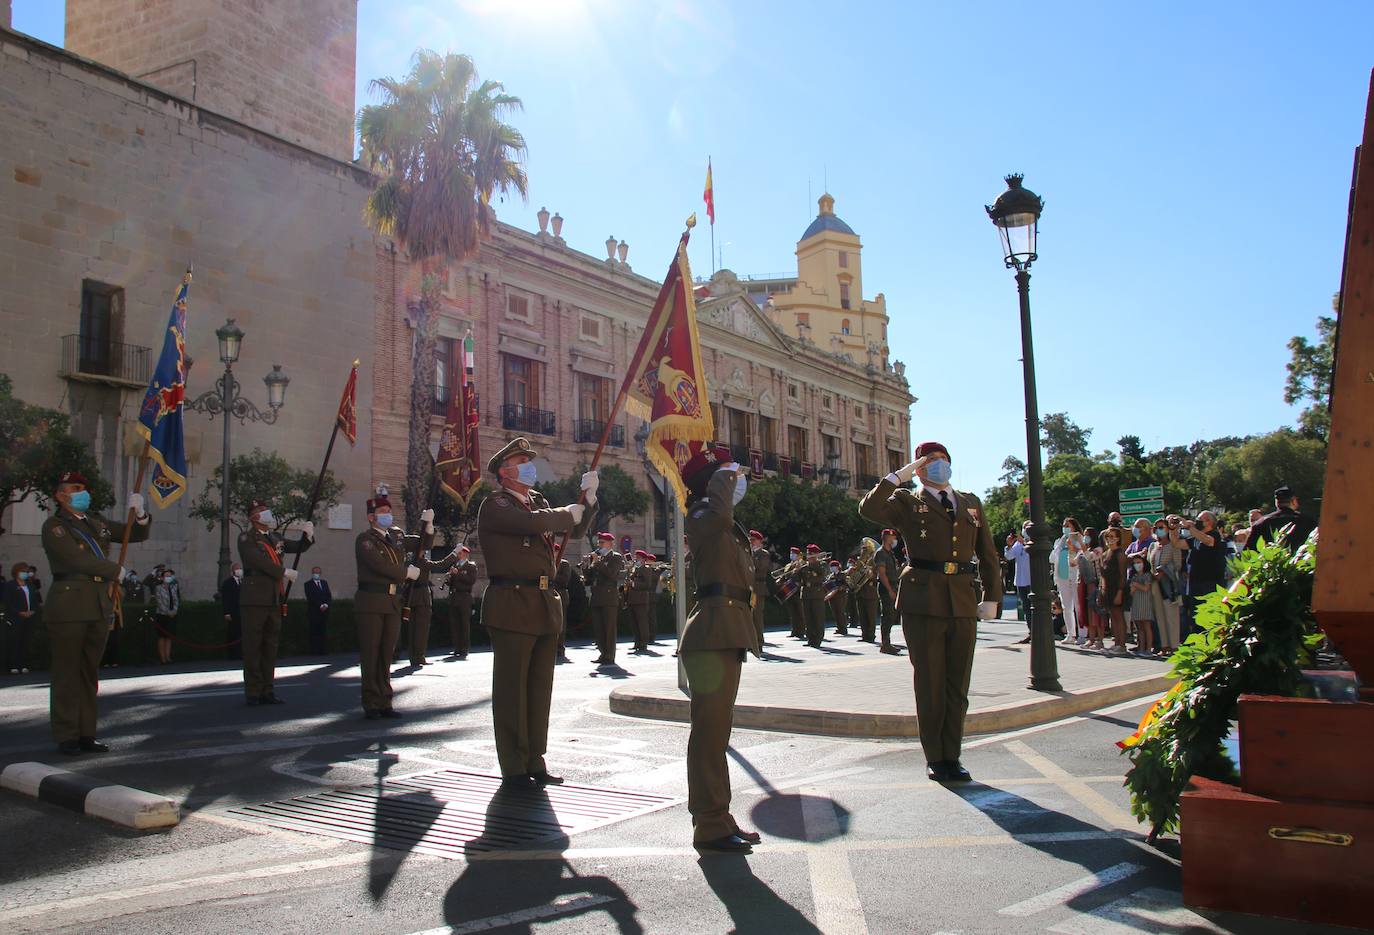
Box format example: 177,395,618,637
703,159,715,225
438,331,483,509
135,270,191,507
336,359,359,445
624,217,715,511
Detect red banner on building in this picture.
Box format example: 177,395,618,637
749,447,763,479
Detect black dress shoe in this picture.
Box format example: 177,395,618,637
499,775,537,792
529,771,564,785
926,761,951,781
364,709,382,720
78,737,109,753
879,644,902,655
246,696,262,707
696,833,753,853
946,761,972,782
733,828,762,845
457,652,468,660
261,694,285,705
58,739,82,755
380,708,402,719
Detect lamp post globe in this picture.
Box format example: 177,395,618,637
264,364,290,410
215,318,244,365
985,174,1044,270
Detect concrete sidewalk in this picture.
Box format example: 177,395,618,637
608,621,1173,738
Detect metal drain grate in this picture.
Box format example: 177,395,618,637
228,770,680,857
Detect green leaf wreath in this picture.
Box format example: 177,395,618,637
1121,535,1325,841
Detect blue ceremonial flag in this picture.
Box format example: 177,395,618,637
136,270,192,507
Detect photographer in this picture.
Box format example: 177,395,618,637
1179,511,1226,642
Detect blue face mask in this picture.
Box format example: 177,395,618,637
516,462,538,486
18,571,30,581
1061,526,1072,536
165,576,175,584
1131,527,1142,540
68,490,92,513
732,474,748,505
925,459,952,486
375,512,394,528
312,574,321,582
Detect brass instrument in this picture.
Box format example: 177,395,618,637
845,538,879,591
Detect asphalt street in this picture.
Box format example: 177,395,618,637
0,622,1363,935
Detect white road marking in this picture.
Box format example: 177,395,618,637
402,894,617,934
1046,886,1227,934
999,862,1145,917
800,787,868,935
1004,740,1136,830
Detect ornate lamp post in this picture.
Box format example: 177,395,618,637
188,318,290,586
986,174,1061,692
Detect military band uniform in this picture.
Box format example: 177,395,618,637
860,474,1002,772
477,459,593,779
402,531,459,665
447,558,478,657
583,547,624,663
798,557,828,648
354,524,409,714
238,525,312,702
40,505,150,745
852,571,879,642
824,567,849,634
779,558,805,638
553,558,574,656
681,466,762,846
627,562,661,650
875,544,901,650
749,544,773,645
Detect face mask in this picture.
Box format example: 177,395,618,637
257,509,275,526
598,547,610,556
233,570,243,580
68,490,91,513
312,574,321,582
18,572,30,581
515,462,538,486
1061,526,1072,536
1131,527,1142,540
790,553,801,562
165,576,175,584
1154,529,1166,540
732,474,748,505
375,512,394,529
1133,563,1145,572
925,459,953,486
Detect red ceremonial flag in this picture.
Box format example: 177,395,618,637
438,331,483,509
336,359,359,445
703,159,715,225
624,216,715,510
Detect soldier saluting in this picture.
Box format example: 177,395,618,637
477,437,596,792
354,495,418,719
860,442,1002,783
237,499,313,707
40,471,151,754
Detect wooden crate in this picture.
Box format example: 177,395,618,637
1238,694,1374,805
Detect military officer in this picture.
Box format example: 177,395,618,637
798,544,828,647
746,531,773,646
875,528,903,655
40,471,150,754
354,495,418,718
860,442,1002,782
627,550,661,653
237,499,314,706
445,544,477,660
680,446,762,852
478,437,596,790
582,531,624,665
553,557,575,663
824,559,850,635
401,510,461,666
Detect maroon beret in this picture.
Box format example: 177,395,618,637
914,441,951,462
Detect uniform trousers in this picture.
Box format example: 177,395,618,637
409,604,432,664
47,618,107,741
240,605,282,699
802,597,826,646
902,612,978,764
827,593,849,633
853,592,878,641
785,598,804,638
683,648,744,843
449,593,473,655
357,610,401,711
488,627,558,777
750,588,768,644
592,604,618,660
629,602,653,648
879,589,899,646
307,610,328,655
225,613,241,661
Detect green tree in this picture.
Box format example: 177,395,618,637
541,463,650,549
431,485,489,550
190,447,344,535
1117,434,1145,463
1039,412,1091,457
359,50,528,530
736,475,872,560
1284,314,1336,441
1204,430,1326,515
0,374,112,535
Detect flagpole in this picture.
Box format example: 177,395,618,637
107,440,152,628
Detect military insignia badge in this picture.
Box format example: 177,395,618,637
492,495,511,508
967,507,981,526
361,540,374,552
918,504,929,513
53,526,65,537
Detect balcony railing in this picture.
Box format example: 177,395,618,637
573,419,624,447
855,473,880,490
762,450,780,472
827,468,852,489
729,443,751,465
501,404,556,436
788,458,803,477
59,334,151,388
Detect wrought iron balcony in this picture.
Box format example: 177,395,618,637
762,450,780,472
58,334,151,388
788,458,803,477
573,419,625,447
501,404,556,436
855,472,881,490
729,443,751,465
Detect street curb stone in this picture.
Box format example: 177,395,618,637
1,762,181,828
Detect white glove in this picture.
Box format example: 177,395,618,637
580,470,599,504
405,565,421,581
977,600,1000,621
420,509,435,524
118,566,129,582
128,493,146,518
283,568,299,583
567,503,586,524
298,521,315,540
893,457,927,485
321,603,329,611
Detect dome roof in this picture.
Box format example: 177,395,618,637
800,192,855,240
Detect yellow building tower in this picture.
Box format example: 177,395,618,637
768,193,890,366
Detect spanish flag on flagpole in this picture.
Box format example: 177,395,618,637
703,158,715,225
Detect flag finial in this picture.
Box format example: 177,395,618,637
686,213,697,230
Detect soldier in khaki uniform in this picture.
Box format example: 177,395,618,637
680,446,762,852
582,532,623,665
445,545,477,660
627,550,661,653
553,557,575,663
798,544,828,647
40,471,151,754
860,441,1002,782
824,559,849,634
747,530,772,646
401,510,461,666
237,499,314,706
478,437,596,791
875,528,903,655
778,546,805,639
354,495,418,718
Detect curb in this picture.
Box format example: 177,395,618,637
1,762,180,829
608,672,1174,739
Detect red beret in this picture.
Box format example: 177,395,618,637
829,560,841,567
914,441,951,462
633,549,650,559
645,553,658,562
881,528,897,537
682,442,735,498
806,544,821,553
56,470,88,488
748,529,764,541
596,532,615,542
366,496,390,513
789,545,801,553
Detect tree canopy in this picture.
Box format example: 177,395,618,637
1284,313,1335,441
541,463,650,549
736,475,874,560
190,448,344,535
1039,412,1092,457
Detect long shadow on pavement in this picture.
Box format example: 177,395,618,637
698,854,822,934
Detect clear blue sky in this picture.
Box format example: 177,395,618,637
13,1,1370,497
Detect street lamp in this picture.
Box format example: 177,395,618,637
188,318,291,586
986,174,1061,692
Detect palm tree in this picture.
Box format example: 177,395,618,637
359,51,528,528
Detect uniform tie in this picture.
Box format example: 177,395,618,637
939,490,955,519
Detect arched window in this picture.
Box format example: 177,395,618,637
840,318,851,335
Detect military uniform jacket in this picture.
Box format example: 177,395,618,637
354,527,409,614
798,560,828,599
874,547,900,597
859,478,1002,618
448,561,478,594
750,549,774,594
399,532,459,608
477,486,594,636
553,559,573,600
626,565,660,606
584,550,624,608
41,509,151,623
238,527,312,607
680,469,761,655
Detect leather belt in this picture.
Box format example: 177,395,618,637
490,575,550,591
358,582,398,595
698,583,756,606
54,573,104,583
909,559,977,576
